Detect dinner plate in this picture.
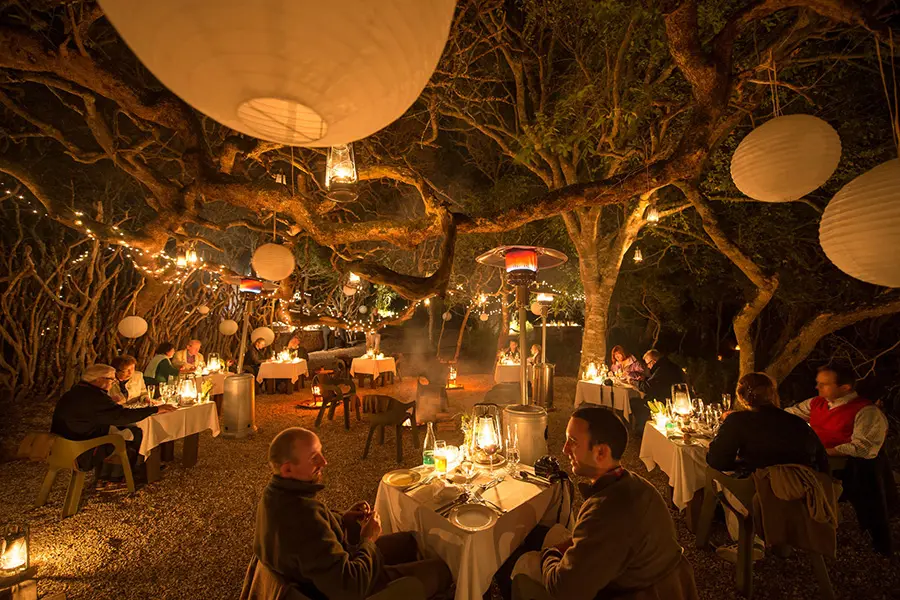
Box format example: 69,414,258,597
449,503,498,532
382,469,422,488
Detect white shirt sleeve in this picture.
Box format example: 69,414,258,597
785,397,814,421
833,405,888,459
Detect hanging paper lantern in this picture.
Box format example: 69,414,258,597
219,319,239,336
196,305,210,315
359,305,368,314
442,311,452,321
98,1,457,147
731,115,841,202
479,313,489,322
117,316,148,338
820,159,900,287
251,243,295,281
530,302,545,316
342,285,358,296
250,326,276,346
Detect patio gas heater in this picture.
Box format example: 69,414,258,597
476,246,567,404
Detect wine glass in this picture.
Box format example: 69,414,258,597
459,458,477,492
506,424,520,476
722,393,732,411
147,385,157,402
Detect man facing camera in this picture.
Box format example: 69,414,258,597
244,428,452,600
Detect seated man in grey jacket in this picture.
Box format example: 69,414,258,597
249,428,452,600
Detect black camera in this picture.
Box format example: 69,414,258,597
534,455,564,481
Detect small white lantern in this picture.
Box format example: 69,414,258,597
250,326,276,346
98,1,457,146
252,243,295,281
731,114,841,202
117,316,148,338
479,313,489,322
196,305,210,315
359,305,368,314
442,311,452,321
633,247,643,263
219,319,239,336
820,159,900,287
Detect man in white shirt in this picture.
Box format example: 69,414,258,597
173,339,205,372
785,365,886,459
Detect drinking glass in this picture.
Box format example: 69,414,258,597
147,385,157,401
434,441,448,476
459,458,478,492
722,393,732,411
506,425,520,475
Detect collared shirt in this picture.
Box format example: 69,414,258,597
786,392,887,459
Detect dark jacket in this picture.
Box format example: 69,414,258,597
707,405,828,475
252,476,382,600
638,356,685,403
542,470,687,599
51,382,159,441
245,346,270,369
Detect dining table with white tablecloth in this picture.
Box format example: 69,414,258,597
638,421,709,510
574,380,637,421
493,363,531,384
256,359,309,384
375,466,570,600
134,400,220,457
350,356,396,381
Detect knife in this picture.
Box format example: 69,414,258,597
435,492,468,516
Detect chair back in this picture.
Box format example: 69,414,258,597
240,556,311,600
706,466,757,511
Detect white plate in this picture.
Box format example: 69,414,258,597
449,503,498,532
382,469,422,488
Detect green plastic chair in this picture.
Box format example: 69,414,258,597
36,434,136,517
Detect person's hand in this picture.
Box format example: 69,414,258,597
359,512,381,542
156,404,177,414
342,501,371,526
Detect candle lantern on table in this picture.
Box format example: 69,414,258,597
472,403,503,474
0,524,30,586
446,365,463,390
207,353,222,373
671,383,692,420
179,376,198,405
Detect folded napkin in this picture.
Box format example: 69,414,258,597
409,477,464,504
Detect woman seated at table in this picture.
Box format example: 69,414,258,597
244,337,270,376
706,372,828,563
499,339,521,363
109,355,148,404
143,342,180,385
610,345,645,386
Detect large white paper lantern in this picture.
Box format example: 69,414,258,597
117,316,148,338
98,1,457,146
251,244,295,281
731,115,841,202
820,159,900,287
219,319,239,336
530,301,545,317
250,326,276,346
442,311,452,321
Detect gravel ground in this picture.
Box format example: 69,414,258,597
1,374,897,600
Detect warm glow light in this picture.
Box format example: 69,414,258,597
646,206,660,223
0,537,26,571
504,249,538,273
325,144,358,201
478,293,487,305
423,298,431,306
734,344,741,351
672,384,692,416
180,378,198,400
185,248,198,265
348,272,361,283
584,362,599,382
476,417,499,451
312,385,322,397
176,252,188,268
536,292,554,303
449,366,457,381
633,247,643,262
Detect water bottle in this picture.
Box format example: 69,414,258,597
423,422,436,467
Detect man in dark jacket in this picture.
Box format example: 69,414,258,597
632,349,685,429
248,428,452,600
51,363,175,472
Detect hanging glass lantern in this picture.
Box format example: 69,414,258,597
0,524,29,584
325,143,358,202
185,247,199,265
645,205,660,224
633,247,643,262
176,250,188,268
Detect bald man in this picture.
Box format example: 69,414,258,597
247,428,452,600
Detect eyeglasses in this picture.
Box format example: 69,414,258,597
99,376,117,382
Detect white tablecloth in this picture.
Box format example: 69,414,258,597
135,401,220,457
350,357,396,378
256,360,309,383
574,380,635,421
638,423,709,510
201,372,235,396
375,468,563,600
493,363,531,384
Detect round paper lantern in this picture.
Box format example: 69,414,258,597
250,326,276,346
820,159,900,287
359,305,368,314
196,305,210,315
479,313,489,322
442,311,452,321
530,301,545,316
99,1,457,146
342,285,358,296
219,319,239,336
117,316,148,338
731,115,841,202
251,243,295,281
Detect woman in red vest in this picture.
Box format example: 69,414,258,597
785,365,886,459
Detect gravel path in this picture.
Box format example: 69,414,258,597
0,375,897,599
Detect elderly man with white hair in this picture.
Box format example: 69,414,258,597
173,339,205,372
51,364,175,478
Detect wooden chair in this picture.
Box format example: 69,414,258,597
35,434,136,517
240,555,426,599
314,375,361,430
695,465,835,599
362,395,419,464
